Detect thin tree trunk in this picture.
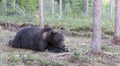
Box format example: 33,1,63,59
39,0,44,28
114,0,120,38
13,0,16,9
2,0,7,16
110,0,113,20
52,0,55,23
59,0,62,20
13,0,16,15
52,0,55,17
85,0,89,16
91,0,102,53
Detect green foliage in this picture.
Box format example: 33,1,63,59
0,0,95,16
0,0,115,34
101,44,108,51
0,0,113,19
16,0,38,13
6,54,21,63
70,52,91,62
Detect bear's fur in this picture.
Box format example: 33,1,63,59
9,27,68,53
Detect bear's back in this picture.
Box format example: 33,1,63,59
17,26,52,41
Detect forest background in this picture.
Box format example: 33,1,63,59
0,0,114,34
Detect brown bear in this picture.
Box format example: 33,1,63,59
9,26,68,53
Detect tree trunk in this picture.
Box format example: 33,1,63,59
113,0,120,44
2,0,7,16
85,0,89,16
52,0,55,17
13,0,16,9
39,0,44,28
110,0,113,20
59,0,62,20
91,0,102,53
13,0,16,15
52,0,55,22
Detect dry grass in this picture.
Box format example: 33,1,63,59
0,28,120,66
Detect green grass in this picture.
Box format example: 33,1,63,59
0,28,120,66
0,15,114,35
101,44,108,51
0,15,116,66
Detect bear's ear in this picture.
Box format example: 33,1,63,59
51,30,58,34
47,30,56,37
59,27,65,34
46,30,58,41
48,30,53,35
60,30,64,34
46,30,54,42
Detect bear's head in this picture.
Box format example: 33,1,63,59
46,29,65,49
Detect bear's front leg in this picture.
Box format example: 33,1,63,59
38,41,49,52
48,47,68,53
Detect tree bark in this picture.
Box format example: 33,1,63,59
85,0,89,16
52,0,55,17
2,0,7,16
113,0,120,44
59,0,62,20
39,0,44,28
110,0,113,20
13,0,16,9
91,0,102,53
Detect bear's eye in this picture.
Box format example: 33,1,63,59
60,39,64,41
60,39,62,41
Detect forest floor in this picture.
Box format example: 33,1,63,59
0,23,120,66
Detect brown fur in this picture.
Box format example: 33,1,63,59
9,27,68,53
